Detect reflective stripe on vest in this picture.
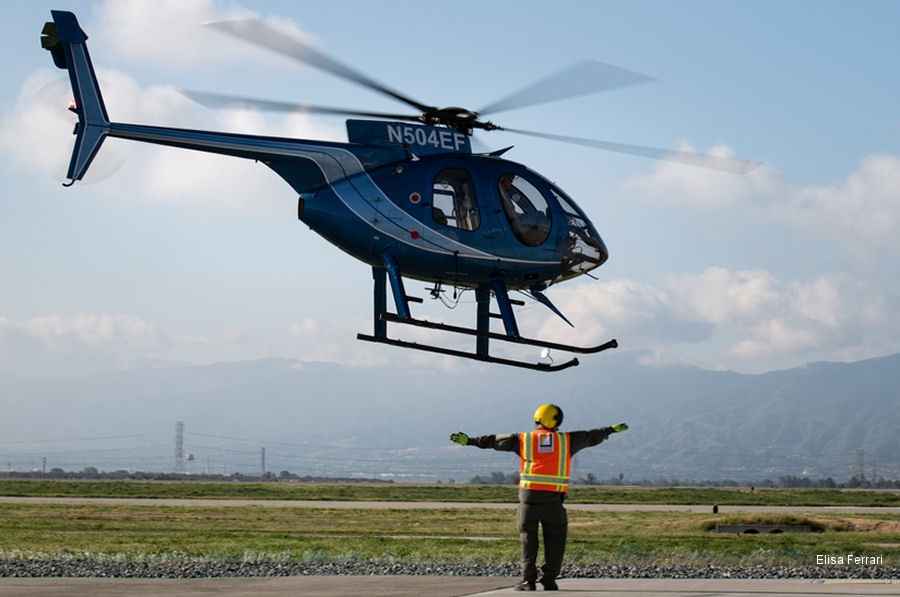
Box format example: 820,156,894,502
519,430,571,492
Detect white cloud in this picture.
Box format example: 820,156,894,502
730,318,820,359
5,314,164,351
665,267,782,326
664,268,899,364
531,278,672,345
624,147,900,268
775,154,900,259
612,147,900,370
93,0,258,69
92,0,327,72
0,313,273,378
0,313,256,358
289,316,392,367
519,279,715,370
0,314,161,378
521,266,900,373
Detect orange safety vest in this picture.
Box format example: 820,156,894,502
519,430,571,492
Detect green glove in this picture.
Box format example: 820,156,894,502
611,423,628,433
450,432,469,446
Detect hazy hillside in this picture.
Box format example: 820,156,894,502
1,352,897,482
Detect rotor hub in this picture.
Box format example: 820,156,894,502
421,107,497,134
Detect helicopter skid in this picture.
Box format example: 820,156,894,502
357,312,616,371
379,313,618,354
357,332,580,372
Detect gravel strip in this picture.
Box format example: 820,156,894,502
1,559,897,580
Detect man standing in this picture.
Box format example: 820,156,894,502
450,404,628,591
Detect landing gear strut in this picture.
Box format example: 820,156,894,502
357,262,617,371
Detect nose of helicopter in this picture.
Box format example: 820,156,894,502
557,207,608,281
596,235,609,265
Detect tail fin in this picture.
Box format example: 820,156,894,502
41,11,110,185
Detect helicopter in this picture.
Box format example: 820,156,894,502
41,10,760,372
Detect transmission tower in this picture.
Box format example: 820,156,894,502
260,447,266,477
856,449,865,481
175,421,185,473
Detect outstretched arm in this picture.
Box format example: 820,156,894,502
450,432,520,453
569,423,628,455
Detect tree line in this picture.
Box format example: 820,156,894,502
465,471,900,489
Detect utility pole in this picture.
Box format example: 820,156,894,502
856,449,865,481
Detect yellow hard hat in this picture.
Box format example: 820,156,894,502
534,404,564,429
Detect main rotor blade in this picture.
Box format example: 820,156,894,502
503,128,762,174
181,89,423,122
205,19,434,115
478,60,656,116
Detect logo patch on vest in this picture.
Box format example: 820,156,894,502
538,433,555,453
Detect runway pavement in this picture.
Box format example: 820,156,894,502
1,496,897,514
0,577,896,596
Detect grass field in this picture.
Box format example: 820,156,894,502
0,481,897,567
1,479,898,506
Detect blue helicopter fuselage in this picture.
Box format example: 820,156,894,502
275,119,608,291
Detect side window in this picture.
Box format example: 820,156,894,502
432,168,480,231
498,174,551,246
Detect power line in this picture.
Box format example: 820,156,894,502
186,431,340,450
0,432,170,445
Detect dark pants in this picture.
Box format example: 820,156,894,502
516,497,568,582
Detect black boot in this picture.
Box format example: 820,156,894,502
514,580,536,591
540,578,559,590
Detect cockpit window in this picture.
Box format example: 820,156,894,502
498,174,551,246
432,168,480,231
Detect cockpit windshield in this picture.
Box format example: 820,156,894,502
549,186,608,281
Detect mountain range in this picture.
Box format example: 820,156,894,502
1,351,897,483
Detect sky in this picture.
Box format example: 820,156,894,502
2,0,900,379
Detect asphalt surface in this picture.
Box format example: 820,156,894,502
0,577,896,596
2,496,897,514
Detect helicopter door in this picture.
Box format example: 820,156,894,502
497,174,551,246
432,168,480,231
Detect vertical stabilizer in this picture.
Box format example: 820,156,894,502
41,11,110,185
